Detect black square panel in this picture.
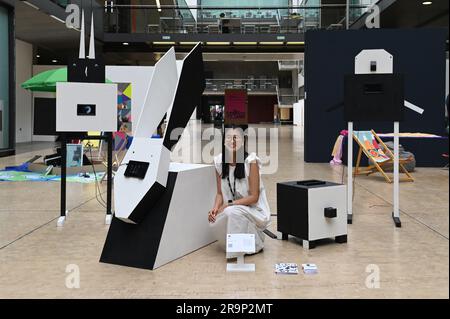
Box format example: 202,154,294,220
124,161,149,179
77,104,96,116
344,74,405,122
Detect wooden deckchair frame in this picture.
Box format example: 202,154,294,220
353,130,414,183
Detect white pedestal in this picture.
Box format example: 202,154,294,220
227,254,255,272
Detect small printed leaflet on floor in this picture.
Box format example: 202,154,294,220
302,263,318,274
275,263,299,275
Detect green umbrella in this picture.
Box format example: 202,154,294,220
21,67,66,92
21,67,112,92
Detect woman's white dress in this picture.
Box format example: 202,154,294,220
210,152,271,257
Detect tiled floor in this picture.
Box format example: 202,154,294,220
0,124,448,298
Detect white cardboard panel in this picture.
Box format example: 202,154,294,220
134,48,178,138
153,164,216,269
114,138,170,222
355,49,393,74
56,82,117,132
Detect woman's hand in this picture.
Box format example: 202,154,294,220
208,207,219,223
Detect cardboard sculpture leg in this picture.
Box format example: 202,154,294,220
100,163,216,270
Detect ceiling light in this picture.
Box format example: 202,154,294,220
233,42,258,45
153,41,176,45
50,15,65,23
122,42,129,45
36,54,40,58
206,42,231,45
179,42,198,45
52,59,58,63
23,1,39,10
422,1,432,5
259,42,285,45
287,42,305,45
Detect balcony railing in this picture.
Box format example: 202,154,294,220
103,3,375,35
204,78,278,94
277,86,299,107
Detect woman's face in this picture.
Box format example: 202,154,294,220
224,128,244,153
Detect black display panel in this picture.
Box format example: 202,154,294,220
33,98,56,136
163,44,206,150
344,74,404,122
124,160,149,179
77,104,96,116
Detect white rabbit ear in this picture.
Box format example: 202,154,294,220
87,12,95,59
78,10,86,59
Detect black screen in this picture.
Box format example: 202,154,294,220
34,98,56,136
124,160,149,179
77,104,96,116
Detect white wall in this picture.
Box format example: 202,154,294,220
32,65,61,142
15,39,33,143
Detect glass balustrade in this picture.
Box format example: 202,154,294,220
103,3,373,34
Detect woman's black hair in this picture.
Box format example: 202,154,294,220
222,124,248,180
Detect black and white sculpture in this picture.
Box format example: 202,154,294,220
56,10,116,227
56,10,117,133
345,49,424,227
114,43,205,224
101,43,217,270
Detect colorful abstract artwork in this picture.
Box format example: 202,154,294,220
114,83,132,151
117,83,132,135
354,131,390,163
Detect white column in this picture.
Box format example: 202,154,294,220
393,121,400,219
347,122,353,219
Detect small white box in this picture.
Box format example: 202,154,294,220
56,82,117,132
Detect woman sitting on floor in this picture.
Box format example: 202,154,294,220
208,125,271,258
